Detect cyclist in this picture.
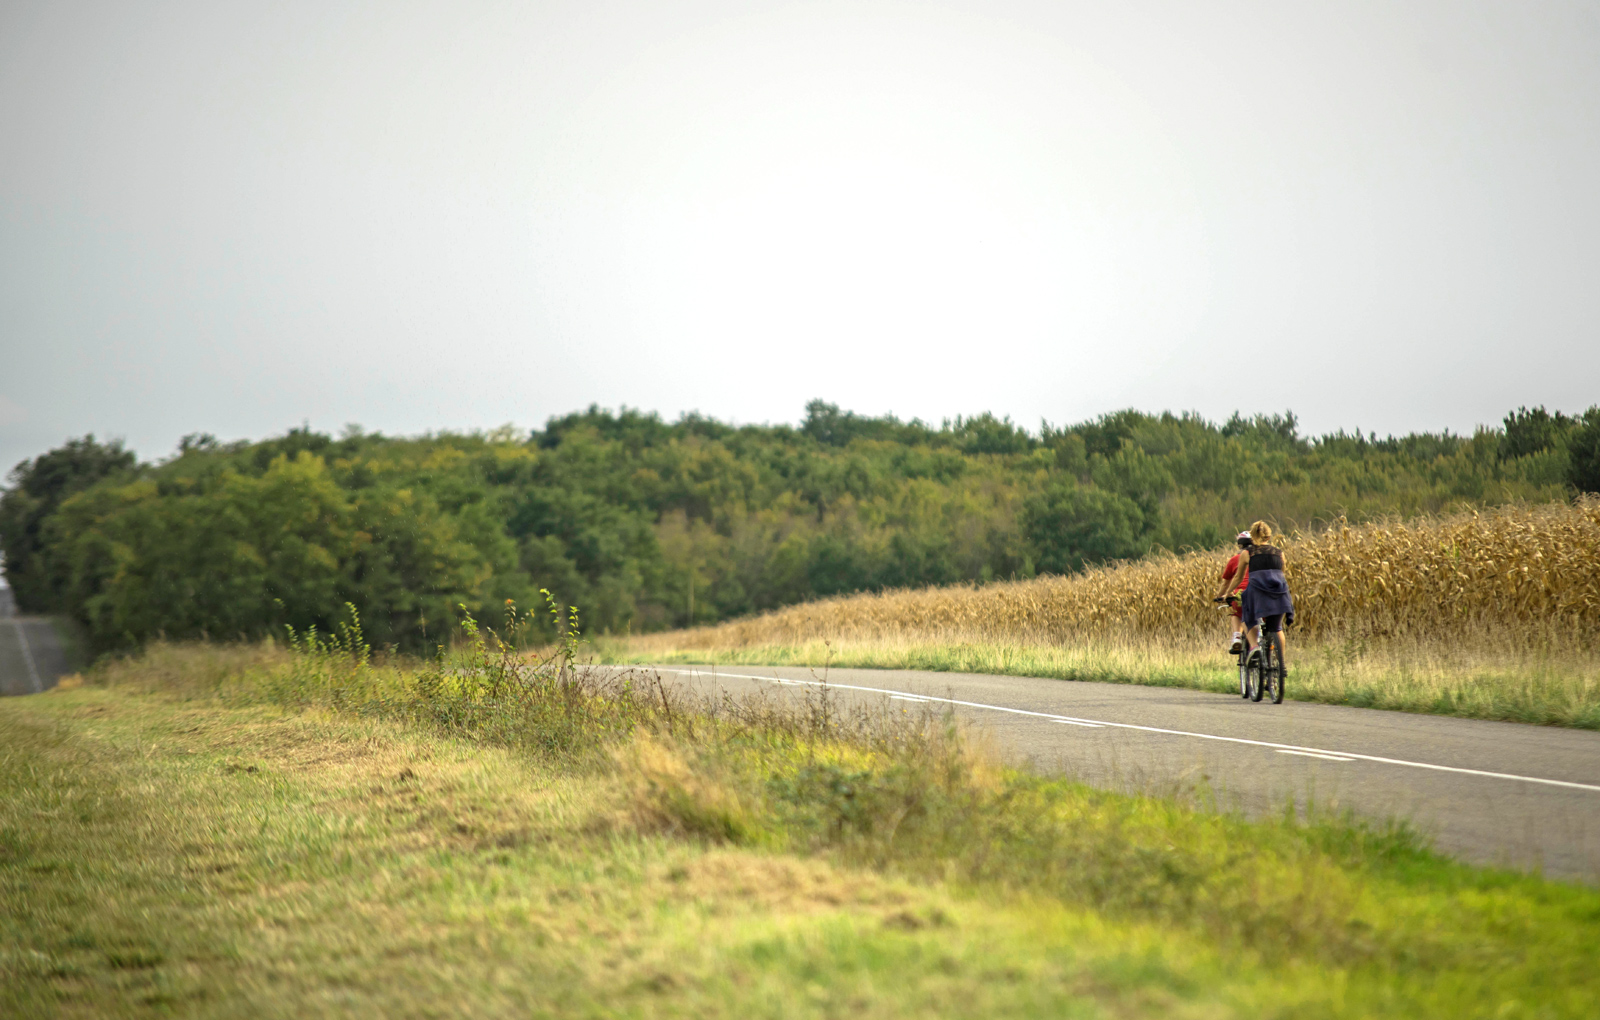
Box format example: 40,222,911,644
1239,520,1295,674
1213,531,1252,652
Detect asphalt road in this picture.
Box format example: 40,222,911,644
640,663,1600,882
0,588,70,697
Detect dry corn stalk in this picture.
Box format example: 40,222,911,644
635,497,1600,651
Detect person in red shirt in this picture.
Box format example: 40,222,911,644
1213,531,1252,652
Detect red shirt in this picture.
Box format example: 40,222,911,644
1222,553,1248,593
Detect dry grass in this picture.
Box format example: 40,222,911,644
615,499,1600,726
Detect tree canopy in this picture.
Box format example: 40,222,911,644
2,402,1590,651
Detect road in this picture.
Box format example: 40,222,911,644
0,588,70,697
642,663,1600,882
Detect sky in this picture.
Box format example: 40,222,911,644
2,0,1598,472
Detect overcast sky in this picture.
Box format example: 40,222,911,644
2,0,1598,471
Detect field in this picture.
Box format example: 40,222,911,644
612,498,1600,728
3,638,1599,1017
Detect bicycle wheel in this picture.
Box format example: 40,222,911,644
1239,651,1250,698
1270,635,1286,704
1244,650,1262,702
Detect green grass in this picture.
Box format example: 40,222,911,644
2,642,1598,1017
603,635,1600,729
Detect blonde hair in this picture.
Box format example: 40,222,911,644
1249,520,1275,546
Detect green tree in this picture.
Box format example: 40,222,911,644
0,436,137,611
1567,408,1600,494
1091,446,1175,521
1021,483,1153,575
948,413,1034,455
1501,406,1575,460
49,453,490,649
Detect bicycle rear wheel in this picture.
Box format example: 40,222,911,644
1239,652,1250,698
1245,650,1262,702
1270,634,1285,704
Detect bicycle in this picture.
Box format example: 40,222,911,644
1213,597,1285,704
1213,595,1250,699
1243,622,1285,704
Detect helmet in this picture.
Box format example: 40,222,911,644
1236,531,1252,548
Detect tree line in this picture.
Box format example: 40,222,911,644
3,401,1596,652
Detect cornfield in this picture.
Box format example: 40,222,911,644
634,497,1600,653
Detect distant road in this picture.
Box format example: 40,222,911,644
0,588,70,696
643,663,1600,882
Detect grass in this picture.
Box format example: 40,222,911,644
3,638,1599,1017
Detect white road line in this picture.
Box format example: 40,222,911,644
12,619,42,694
1277,749,1354,762
652,667,1600,794
1052,719,1105,728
